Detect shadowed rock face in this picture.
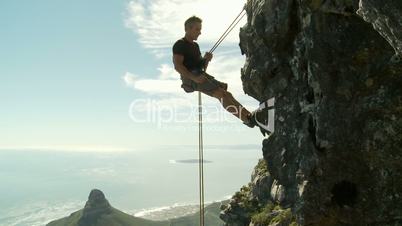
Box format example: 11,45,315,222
221,0,402,225
78,189,112,226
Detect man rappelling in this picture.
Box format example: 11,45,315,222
172,16,270,134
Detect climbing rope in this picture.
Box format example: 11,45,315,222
198,6,247,226
198,91,205,226
209,8,247,53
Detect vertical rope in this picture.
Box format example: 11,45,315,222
196,5,247,226
198,91,205,226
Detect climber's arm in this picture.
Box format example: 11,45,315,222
173,54,206,83
202,52,213,70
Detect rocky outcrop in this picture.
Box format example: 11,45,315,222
222,0,402,225
220,160,278,226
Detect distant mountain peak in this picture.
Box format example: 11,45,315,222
78,189,112,226
47,189,225,226
84,189,111,211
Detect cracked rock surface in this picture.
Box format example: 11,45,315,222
222,0,402,225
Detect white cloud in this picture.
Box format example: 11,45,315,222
125,0,247,54
123,72,138,87
134,79,182,94
158,64,177,80
123,70,183,95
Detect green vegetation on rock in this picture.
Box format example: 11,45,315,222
251,203,297,226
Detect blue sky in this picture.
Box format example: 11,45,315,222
0,0,262,151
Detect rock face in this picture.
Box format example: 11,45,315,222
221,0,402,225
78,189,112,226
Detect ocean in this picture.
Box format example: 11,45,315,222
0,145,261,226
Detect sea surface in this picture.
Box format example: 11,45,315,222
0,145,261,226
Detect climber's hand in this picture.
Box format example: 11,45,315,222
204,52,213,62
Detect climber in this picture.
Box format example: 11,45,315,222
172,16,270,134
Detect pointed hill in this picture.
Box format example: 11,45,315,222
46,189,226,226
46,189,166,226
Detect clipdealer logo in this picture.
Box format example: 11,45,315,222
128,98,242,128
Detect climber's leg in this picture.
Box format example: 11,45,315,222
208,88,251,122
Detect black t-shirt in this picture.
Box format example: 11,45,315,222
172,38,204,71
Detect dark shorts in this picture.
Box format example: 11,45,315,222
180,71,227,96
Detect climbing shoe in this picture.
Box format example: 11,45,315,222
247,109,271,136
244,113,256,128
